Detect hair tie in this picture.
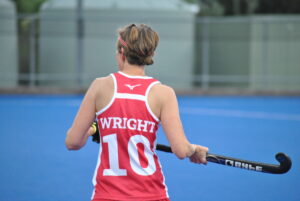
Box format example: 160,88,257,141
118,36,128,48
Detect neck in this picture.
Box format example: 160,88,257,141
121,62,146,76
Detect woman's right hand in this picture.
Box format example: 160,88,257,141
189,145,209,164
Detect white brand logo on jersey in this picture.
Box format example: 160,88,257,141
125,84,141,90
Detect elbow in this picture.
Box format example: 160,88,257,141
65,130,83,150
65,142,82,150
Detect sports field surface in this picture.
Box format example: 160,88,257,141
0,95,299,201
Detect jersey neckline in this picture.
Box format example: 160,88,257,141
118,71,153,79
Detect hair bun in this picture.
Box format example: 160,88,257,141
144,56,154,65
117,24,159,66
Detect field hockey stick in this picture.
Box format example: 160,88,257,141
156,144,292,174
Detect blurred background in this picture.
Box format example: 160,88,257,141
1,0,299,93
0,1,300,201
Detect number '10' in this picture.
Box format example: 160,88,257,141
102,134,156,176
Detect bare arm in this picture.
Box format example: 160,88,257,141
65,79,98,150
159,85,208,163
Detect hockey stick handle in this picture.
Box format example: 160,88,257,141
156,144,291,174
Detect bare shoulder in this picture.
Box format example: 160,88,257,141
94,75,112,85
151,83,176,99
93,75,114,111
149,83,177,108
90,75,113,90
148,83,177,119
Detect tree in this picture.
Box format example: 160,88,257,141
182,0,300,16
255,0,300,14
10,0,48,85
11,0,47,13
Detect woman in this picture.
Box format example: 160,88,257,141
65,24,208,201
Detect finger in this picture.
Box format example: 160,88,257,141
201,156,207,165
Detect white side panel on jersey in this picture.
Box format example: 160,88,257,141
145,81,160,122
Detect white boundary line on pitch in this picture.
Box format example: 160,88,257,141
180,107,300,122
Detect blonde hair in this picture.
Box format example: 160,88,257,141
117,24,159,66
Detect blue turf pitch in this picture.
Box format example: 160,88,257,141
0,95,299,201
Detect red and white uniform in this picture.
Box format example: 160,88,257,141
92,71,169,201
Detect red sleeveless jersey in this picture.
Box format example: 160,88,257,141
92,71,169,201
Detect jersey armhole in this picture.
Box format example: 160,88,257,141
95,74,117,116
145,81,160,122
